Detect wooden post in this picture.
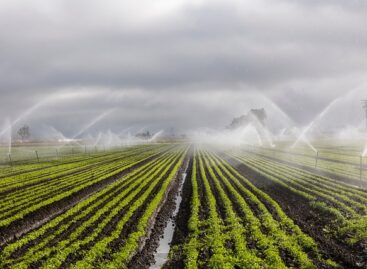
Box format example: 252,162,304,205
35,150,40,163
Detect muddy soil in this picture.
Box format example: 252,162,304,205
128,151,191,269
160,156,194,269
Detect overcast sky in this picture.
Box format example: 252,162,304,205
1,0,367,135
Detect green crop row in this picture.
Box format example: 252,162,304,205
0,144,166,191
172,147,339,269
250,146,365,181
230,150,367,245
0,148,177,266
0,146,171,229
0,145,188,269
0,147,165,221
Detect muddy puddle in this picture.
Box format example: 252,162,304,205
149,172,187,269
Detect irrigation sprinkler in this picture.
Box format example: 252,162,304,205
8,153,13,166
360,155,363,180
315,151,319,169
35,151,40,163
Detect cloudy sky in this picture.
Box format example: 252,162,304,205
1,0,367,135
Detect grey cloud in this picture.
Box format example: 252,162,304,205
0,0,367,133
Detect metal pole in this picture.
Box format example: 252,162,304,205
85,145,87,154
56,149,59,159
35,150,40,163
8,153,13,166
315,151,319,169
360,155,363,180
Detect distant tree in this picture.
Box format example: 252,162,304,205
250,108,267,125
228,108,267,129
18,125,30,142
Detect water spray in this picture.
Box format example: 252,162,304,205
149,130,164,142
72,109,115,139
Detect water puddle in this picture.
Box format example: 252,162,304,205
149,172,187,269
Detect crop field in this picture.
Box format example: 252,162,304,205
0,143,366,269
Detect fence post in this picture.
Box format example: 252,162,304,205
35,150,40,163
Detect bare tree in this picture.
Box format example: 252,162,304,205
18,125,31,142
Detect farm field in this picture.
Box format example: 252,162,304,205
2,1,366,268
244,143,367,182
0,143,366,269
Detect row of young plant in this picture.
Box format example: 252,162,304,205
0,145,187,268
255,144,362,165
0,145,165,214
0,144,166,190
0,145,173,230
250,146,363,181
172,147,338,269
1,148,176,258
241,151,367,203
236,152,367,217
229,151,367,245
0,146,152,178
0,154,143,225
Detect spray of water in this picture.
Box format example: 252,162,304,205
72,109,115,139
136,125,150,135
291,121,317,152
118,126,135,137
0,100,45,137
149,130,164,142
190,123,265,147
362,147,367,157
291,96,345,152
0,89,103,140
5,118,12,155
